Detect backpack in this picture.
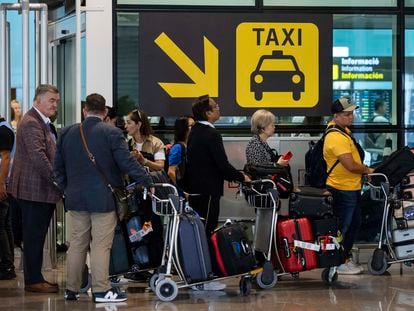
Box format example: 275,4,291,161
164,142,187,185
305,125,364,189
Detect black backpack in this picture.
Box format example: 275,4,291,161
305,125,364,188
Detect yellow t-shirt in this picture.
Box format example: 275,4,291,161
323,123,363,191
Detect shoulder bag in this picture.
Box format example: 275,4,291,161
79,124,129,221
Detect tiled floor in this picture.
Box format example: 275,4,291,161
1,254,414,311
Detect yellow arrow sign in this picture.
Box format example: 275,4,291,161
154,32,219,98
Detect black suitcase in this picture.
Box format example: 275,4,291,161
109,224,131,275
311,218,344,268
311,217,339,237
316,242,344,268
176,212,213,283
374,147,414,186
211,223,256,277
289,187,333,219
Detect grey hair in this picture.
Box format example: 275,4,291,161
33,84,59,101
251,109,276,135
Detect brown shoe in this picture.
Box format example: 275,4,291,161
44,280,59,288
25,282,59,293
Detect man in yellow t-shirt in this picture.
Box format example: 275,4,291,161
323,97,374,275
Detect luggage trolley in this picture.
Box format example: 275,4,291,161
366,173,414,275
243,179,339,285
108,182,174,285
242,179,279,289
150,183,263,302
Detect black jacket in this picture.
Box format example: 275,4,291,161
186,122,244,196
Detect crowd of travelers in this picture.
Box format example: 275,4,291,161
0,84,371,303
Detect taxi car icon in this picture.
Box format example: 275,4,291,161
250,50,304,101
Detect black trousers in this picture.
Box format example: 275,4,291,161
18,199,55,285
9,196,22,248
188,195,220,236
0,199,14,271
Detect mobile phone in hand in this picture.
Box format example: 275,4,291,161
282,151,293,161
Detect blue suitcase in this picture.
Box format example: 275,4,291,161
176,212,213,283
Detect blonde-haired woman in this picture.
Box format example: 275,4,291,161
10,99,23,131
245,109,293,198
246,109,289,167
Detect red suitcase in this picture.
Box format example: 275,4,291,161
274,218,317,273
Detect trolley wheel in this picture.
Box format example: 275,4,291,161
149,273,159,292
291,272,300,280
155,279,178,302
256,270,278,289
321,268,338,285
239,277,252,296
368,249,388,275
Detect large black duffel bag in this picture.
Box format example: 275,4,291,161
374,147,414,186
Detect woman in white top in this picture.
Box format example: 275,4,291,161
125,109,165,171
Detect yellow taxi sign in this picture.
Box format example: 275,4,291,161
236,23,319,108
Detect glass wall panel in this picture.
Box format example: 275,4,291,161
406,0,414,7
405,16,414,131
264,0,397,7
116,13,139,115
118,0,254,5
333,15,397,126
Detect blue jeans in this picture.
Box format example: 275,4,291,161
326,187,362,258
0,199,14,272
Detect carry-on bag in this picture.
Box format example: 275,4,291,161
176,212,213,283
109,224,131,275
373,147,414,186
211,222,256,277
244,164,293,199
394,243,414,259
289,187,333,219
401,172,414,187
401,187,414,200
275,218,317,273
311,218,344,268
316,236,344,268
392,228,414,244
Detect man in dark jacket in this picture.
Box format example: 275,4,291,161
54,93,152,303
186,95,250,291
187,95,250,235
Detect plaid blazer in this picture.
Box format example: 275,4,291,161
8,108,61,203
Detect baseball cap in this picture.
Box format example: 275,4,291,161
331,97,359,114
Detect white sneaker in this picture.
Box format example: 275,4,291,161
191,281,226,291
348,259,364,273
337,261,362,275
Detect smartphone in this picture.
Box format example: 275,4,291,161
282,151,293,161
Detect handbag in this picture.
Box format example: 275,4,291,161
244,163,293,198
79,124,129,221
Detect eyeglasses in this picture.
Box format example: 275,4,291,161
211,103,220,110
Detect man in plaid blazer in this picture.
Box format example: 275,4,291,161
8,84,61,293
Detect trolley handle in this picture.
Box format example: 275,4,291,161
250,179,276,187
365,173,389,187
150,183,179,196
